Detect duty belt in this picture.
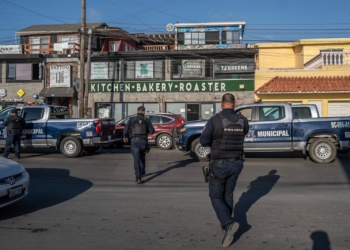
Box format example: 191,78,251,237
211,157,242,163
132,137,147,141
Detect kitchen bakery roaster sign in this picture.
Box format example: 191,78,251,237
89,80,254,93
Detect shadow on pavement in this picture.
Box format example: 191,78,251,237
142,159,193,183
233,170,280,243
337,153,350,184
0,168,93,221
310,231,332,250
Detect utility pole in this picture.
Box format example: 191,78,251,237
78,0,86,118
84,28,92,117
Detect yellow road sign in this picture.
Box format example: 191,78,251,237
17,88,25,98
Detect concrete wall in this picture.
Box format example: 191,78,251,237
0,61,44,103
88,91,254,117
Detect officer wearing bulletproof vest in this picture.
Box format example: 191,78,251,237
199,93,249,248
123,106,155,184
2,109,26,160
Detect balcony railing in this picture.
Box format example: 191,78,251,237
304,51,350,69
23,42,80,54
137,45,174,51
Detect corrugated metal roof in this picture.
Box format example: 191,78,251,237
15,23,107,35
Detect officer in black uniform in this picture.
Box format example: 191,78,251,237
2,109,26,160
200,93,249,248
123,106,155,184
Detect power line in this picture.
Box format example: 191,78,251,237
0,0,66,24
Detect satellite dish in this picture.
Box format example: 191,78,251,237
166,23,174,32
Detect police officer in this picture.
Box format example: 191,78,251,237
199,93,249,247
2,109,26,160
123,106,155,184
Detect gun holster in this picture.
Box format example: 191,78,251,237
202,165,210,183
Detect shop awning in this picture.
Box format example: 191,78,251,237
39,87,75,97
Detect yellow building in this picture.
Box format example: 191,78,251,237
255,38,350,117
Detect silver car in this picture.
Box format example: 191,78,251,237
0,157,30,208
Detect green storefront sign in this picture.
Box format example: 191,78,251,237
89,80,254,93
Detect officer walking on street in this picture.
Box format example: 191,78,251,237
2,109,26,160
200,93,249,247
123,106,155,184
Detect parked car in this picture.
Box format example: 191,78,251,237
113,113,186,150
0,157,30,208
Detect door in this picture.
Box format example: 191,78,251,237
246,105,292,151
328,102,350,117
187,104,200,121
21,107,47,147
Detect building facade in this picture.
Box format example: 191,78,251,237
88,49,256,122
255,38,350,117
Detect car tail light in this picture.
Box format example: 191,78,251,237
94,120,101,133
176,117,185,127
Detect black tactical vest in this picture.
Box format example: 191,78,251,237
132,116,147,137
7,116,24,130
211,112,245,151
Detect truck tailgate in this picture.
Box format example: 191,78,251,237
100,118,116,139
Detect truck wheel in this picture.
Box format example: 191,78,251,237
84,146,100,154
191,138,210,162
309,138,337,164
60,136,83,158
157,134,172,150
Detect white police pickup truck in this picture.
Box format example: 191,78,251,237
177,103,350,164
0,105,118,157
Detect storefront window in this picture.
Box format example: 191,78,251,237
96,102,158,119
166,103,186,116
144,103,159,113
201,104,214,120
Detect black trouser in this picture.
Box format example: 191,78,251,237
209,157,244,228
130,138,147,180
3,131,22,158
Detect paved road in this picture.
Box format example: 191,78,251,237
1,147,349,250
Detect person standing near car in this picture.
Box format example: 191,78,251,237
199,93,249,247
123,106,155,184
2,109,26,160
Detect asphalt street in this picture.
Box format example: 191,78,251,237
0,147,349,250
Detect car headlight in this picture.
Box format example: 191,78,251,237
180,127,187,132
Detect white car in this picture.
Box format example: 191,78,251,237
0,157,30,208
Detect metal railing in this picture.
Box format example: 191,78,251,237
23,42,80,54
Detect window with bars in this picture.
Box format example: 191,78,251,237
30,36,49,54
224,31,240,44
184,32,205,45
6,63,41,81
110,41,120,52
124,43,135,52
125,60,164,80
59,36,79,48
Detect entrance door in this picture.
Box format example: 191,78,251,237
187,104,200,121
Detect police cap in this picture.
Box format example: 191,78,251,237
11,109,17,114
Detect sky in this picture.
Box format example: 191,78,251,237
1,0,350,45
